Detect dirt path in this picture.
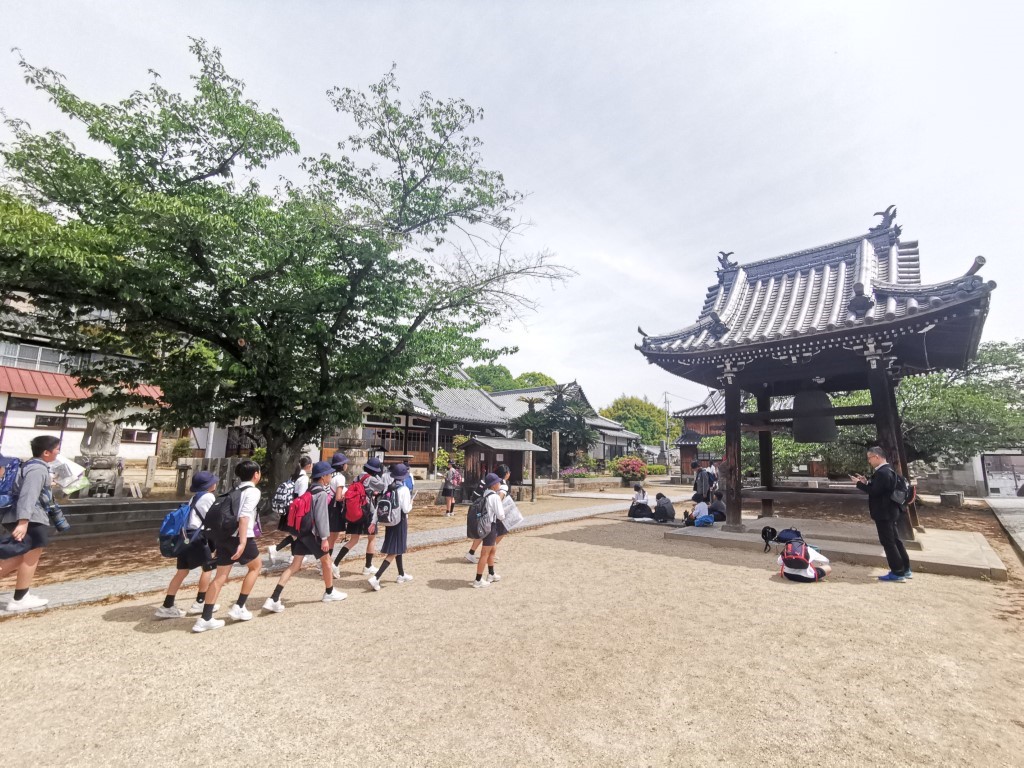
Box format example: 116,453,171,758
2,516,1023,767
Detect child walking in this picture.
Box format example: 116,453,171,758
332,457,384,575
192,460,264,633
367,463,414,590
263,461,347,612
471,473,504,589
268,456,313,565
155,470,220,619
323,452,349,579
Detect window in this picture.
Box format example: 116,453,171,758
0,341,85,373
34,415,66,429
122,430,157,444
66,417,87,431
7,397,38,411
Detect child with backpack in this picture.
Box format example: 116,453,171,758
192,460,264,633
322,452,349,579
331,457,385,575
154,471,219,619
442,461,462,516
367,463,414,591
464,470,497,563
471,473,505,589
262,461,346,612
267,456,313,565
777,537,832,583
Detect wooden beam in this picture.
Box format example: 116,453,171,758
741,404,874,425
888,381,921,530
868,368,916,541
724,382,744,531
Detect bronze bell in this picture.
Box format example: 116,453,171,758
792,388,838,443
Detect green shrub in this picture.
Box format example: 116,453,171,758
613,456,647,480
646,464,667,475
250,447,267,468
171,437,193,461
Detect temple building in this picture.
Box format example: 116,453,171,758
638,208,996,533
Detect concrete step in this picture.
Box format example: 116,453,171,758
63,508,171,524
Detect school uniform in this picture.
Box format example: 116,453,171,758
293,470,309,498
442,468,458,498
1,459,53,552
381,485,413,555
176,491,215,571
778,546,830,582
214,481,262,566
327,471,347,533
346,474,386,535
493,482,510,537
291,485,331,557
481,490,504,546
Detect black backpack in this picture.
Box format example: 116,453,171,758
890,473,913,508
203,488,243,546
466,491,493,540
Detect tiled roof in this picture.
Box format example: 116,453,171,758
409,369,509,426
0,366,162,401
673,391,794,419
464,436,547,453
639,223,996,359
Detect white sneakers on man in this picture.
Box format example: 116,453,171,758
187,601,218,615
471,579,490,589
397,574,414,584
192,617,225,633
5,593,49,612
486,573,502,583
153,605,186,619
464,552,478,564
262,598,285,613
322,590,347,602
227,604,253,622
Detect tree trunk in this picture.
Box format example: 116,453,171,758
262,429,307,493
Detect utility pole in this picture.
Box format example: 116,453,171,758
663,392,671,443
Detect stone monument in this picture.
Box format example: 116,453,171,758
79,410,124,496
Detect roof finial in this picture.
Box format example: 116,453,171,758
869,205,897,232
717,251,738,270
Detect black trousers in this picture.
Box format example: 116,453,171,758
874,516,911,575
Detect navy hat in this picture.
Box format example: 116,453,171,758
363,457,383,475
484,472,501,487
331,452,349,469
190,470,218,493
391,463,410,479
310,460,333,480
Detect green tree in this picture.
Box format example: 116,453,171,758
600,395,680,445
465,363,517,392
0,42,568,487
699,433,820,479
510,383,598,467
514,371,556,388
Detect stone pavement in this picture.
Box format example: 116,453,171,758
987,497,1024,561
0,497,636,613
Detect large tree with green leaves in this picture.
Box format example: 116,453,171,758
509,383,599,467
0,41,569,486
600,395,680,445
465,363,517,392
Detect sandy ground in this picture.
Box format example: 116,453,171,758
3,515,1023,767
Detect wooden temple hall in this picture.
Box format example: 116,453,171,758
637,208,996,537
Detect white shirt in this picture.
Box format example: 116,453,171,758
632,490,648,504
329,471,346,503
189,491,215,530
777,545,830,579
293,470,309,498
484,489,505,522
692,501,709,518
237,481,261,539
397,484,413,515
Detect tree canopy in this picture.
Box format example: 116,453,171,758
600,395,680,445
510,383,599,468
465,363,556,391
0,41,569,485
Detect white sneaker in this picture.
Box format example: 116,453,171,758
331,564,341,579
227,604,253,622
267,545,279,564
397,574,414,584
464,552,479,564
487,573,502,583
187,602,219,615
154,605,186,619
192,617,225,633
471,579,490,589
367,576,381,592
362,566,377,576
262,598,285,613
322,590,347,602
5,593,49,612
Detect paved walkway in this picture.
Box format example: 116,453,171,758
0,498,635,612
987,497,1024,560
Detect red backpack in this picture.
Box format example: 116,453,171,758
285,491,313,535
344,474,370,523
781,539,811,570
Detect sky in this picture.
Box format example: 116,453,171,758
2,1,1022,415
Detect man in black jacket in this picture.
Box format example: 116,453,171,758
851,446,911,583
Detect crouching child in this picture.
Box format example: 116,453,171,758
778,538,832,583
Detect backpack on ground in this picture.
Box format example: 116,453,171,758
467,491,493,540
374,480,404,527
344,474,371,524
158,497,203,558
694,514,715,527
271,478,296,517
761,526,779,553
202,488,244,546
775,527,803,545
781,539,812,570
285,490,314,535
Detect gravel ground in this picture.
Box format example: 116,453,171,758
3,515,1023,767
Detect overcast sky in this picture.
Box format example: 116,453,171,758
2,1,1021,414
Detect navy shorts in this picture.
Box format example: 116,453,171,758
345,518,375,536
214,538,260,566
328,505,346,533
176,536,214,571
2,521,49,551
782,567,827,583
481,528,498,547
291,534,327,558
441,488,454,498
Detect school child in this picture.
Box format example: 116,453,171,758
322,452,349,579
192,460,264,633
332,456,384,575
368,463,414,590
471,473,505,589
778,541,832,583
442,461,461,516
154,471,220,618
485,464,513,580
0,435,62,612
628,483,653,518
465,468,496,563
268,456,314,564
263,461,346,612
708,491,727,522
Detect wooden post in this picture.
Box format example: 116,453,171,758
550,430,560,480
868,365,916,541
525,429,536,502
887,380,922,531
756,391,775,517
723,381,744,531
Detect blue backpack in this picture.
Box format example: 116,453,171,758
0,458,25,511
694,514,715,527
158,495,204,558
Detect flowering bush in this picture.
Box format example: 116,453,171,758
614,457,647,480
560,466,598,478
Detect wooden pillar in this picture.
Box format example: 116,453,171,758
887,381,922,531
550,430,560,480
756,390,775,517
868,365,916,541
723,381,744,531
525,429,536,503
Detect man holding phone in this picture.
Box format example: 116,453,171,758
851,446,911,583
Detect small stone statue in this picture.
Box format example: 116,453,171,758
80,410,123,458
717,251,738,270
